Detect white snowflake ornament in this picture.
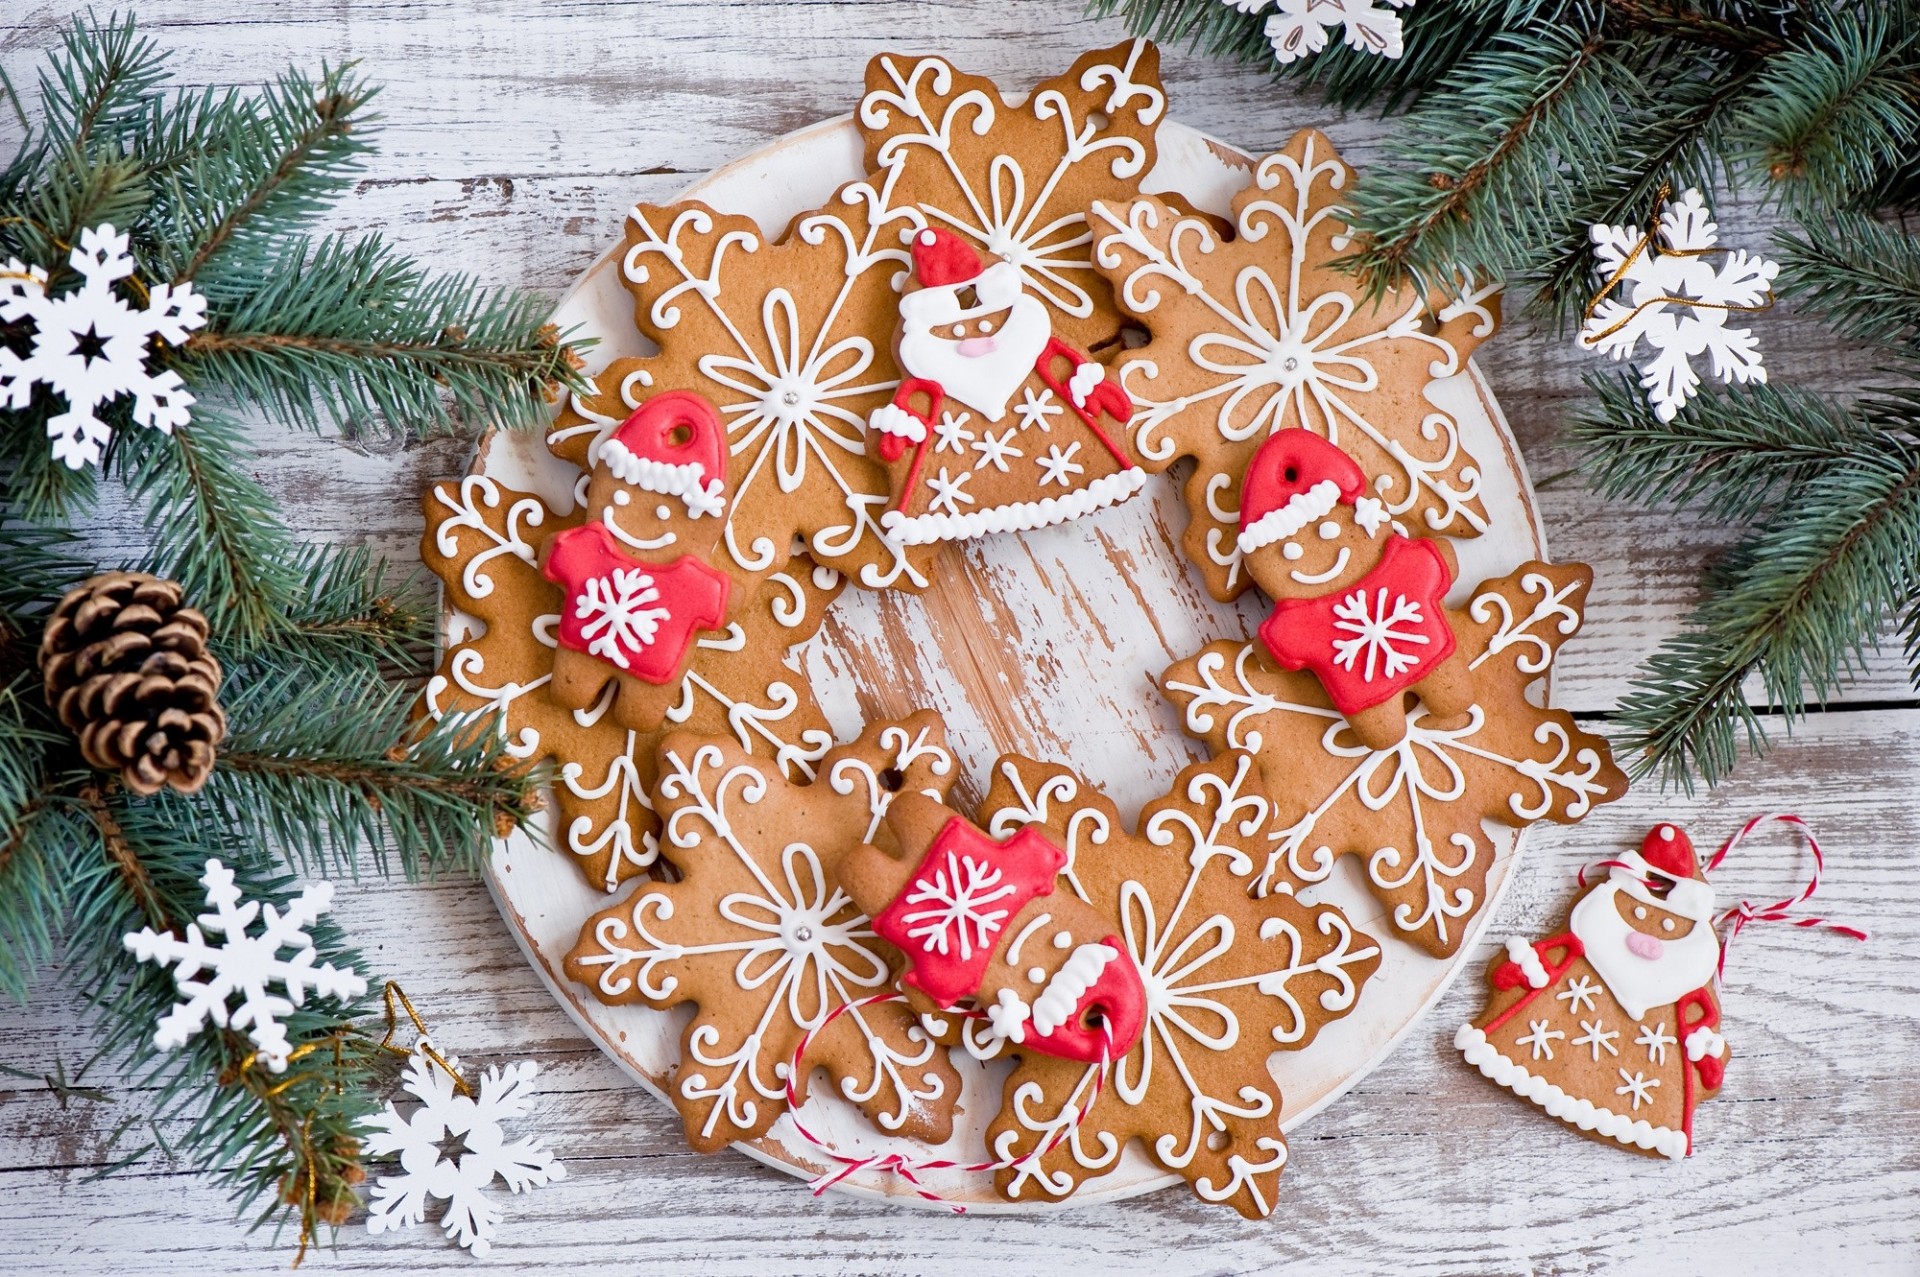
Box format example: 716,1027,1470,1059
1231,0,1415,65
1581,188,1778,422
572,567,670,670
364,1046,566,1257
0,223,207,468
123,859,367,1071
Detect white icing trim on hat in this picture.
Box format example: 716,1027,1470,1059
870,401,929,443
1685,1026,1725,1062
881,466,1146,546
600,438,725,518
1505,936,1551,990
1456,1024,1688,1160
1068,361,1103,409
1611,854,1716,925
1237,478,1342,556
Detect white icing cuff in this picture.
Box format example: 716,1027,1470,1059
1068,361,1103,409
1236,478,1342,556
870,402,929,443
1506,936,1551,990
881,466,1146,546
600,440,725,517
1685,1026,1726,1061
1456,1024,1688,1161
1030,943,1116,1038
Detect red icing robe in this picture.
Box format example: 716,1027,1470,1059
542,522,729,684
1259,535,1455,716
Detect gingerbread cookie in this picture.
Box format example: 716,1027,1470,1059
540,391,735,731
1161,561,1629,957
867,228,1142,544
564,716,962,1151
1089,129,1497,601
974,751,1381,1218
1238,428,1474,749
859,40,1167,357
1457,825,1727,1159
838,791,1147,1064
420,472,842,892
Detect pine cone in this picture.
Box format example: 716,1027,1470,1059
39,572,227,795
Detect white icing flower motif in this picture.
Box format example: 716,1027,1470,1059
926,466,975,515
1571,1018,1619,1061
933,410,976,454
122,859,367,1072
1514,1018,1565,1062
1581,187,1777,422
1615,1068,1660,1111
1556,975,1601,1014
1036,441,1085,487
573,568,670,669
899,850,1018,960
1329,587,1429,681
1231,0,1415,65
1014,386,1064,433
971,427,1023,473
0,222,207,468
363,1047,566,1256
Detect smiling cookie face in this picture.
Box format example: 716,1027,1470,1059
1614,885,1700,943
1242,498,1387,601
587,466,716,564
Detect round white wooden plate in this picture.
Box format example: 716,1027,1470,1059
465,115,1546,1210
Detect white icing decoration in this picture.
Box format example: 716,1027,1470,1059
600,505,677,553
572,568,670,670
1029,942,1116,1039
1615,1068,1660,1111
600,438,725,518
869,400,928,443
1514,1018,1564,1062
1035,440,1086,487
986,988,1031,1044
1556,975,1601,1013
1005,912,1053,966
1351,495,1389,535
1635,1021,1677,1066
1456,1024,1687,1161
1052,932,1073,950
1685,1026,1726,1062
898,266,1050,422
970,426,1022,472
1067,360,1103,409
1026,966,1046,984
883,465,1144,544
1505,937,1549,990
1237,478,1341,555
430,476,546,601
1013,386,1063,432
1571,1018,1619,1061
1570,881,1719,1021
1288,545,1351,586
897,849,1018,961
1329,586,1429,682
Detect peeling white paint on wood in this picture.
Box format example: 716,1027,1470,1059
1,2,1914,1273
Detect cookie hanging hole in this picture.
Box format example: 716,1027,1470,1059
879,767,905,792
1283,466,1299,483
1088,110,1110,132
667,423,694,447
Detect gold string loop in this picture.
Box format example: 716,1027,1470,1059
1579,183,1774,347
377,981,473,1097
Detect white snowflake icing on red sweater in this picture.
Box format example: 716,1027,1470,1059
572,568,670,669
899,850,1019,961
1329,587,1430,682
0,223,207,468
122,859,367,1072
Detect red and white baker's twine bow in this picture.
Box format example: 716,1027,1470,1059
1578,813,1867,977
779,991,1113,1213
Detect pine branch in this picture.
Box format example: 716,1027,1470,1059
176,235,586,438
35,13,165,157
1570,373,1880,523
1613,437,1920,788
1776,210,1920,349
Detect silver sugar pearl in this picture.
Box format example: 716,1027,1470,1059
782,390,800,406
794,926,813,942
1283,356,1299,372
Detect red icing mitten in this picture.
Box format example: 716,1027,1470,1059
540,391,733,730
1238,429,1475,750
866,228,1142,545
837,792,1146,1063
1457,825,1728,1160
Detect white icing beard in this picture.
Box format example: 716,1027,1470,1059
899,281,1050,423
1570,881,1719,1021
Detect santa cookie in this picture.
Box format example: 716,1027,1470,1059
540,391,734,731
1457,824,1727,1160
866,229,1144,545
837,791,1148,1064
1239,428,1473,750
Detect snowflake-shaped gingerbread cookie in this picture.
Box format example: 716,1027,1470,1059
563,716,963,1151
1090,129,1497,599
0,223,207,468
1162,561,1629,957
971,751,1382,1218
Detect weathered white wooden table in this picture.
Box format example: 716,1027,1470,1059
2,3,1915,1273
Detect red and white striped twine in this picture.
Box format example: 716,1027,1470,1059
779,991,1112,1214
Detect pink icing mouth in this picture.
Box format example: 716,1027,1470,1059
1625,932,1665,960
956,336,998,357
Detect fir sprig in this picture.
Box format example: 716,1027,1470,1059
1,13,564,1252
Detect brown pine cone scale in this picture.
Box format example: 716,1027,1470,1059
40,572,228,796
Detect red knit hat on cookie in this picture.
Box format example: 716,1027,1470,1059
600,390,729,518
1237,428,1368,555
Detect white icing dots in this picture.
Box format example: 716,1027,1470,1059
1052,932,1072,950
1317,520,1340,540
1282,542,1304,561
1026,966,1046,984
